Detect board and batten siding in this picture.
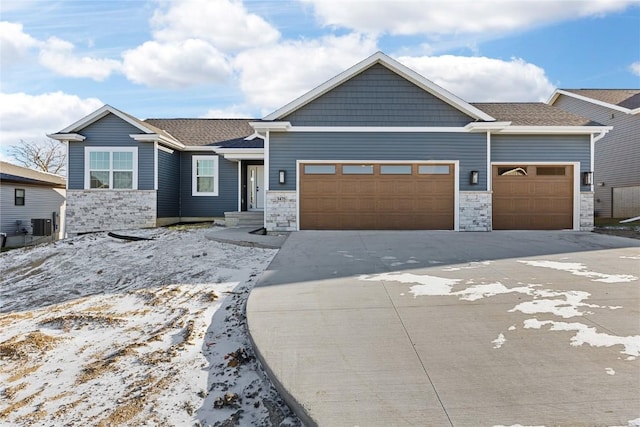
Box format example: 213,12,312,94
282,64,474,127
491,134,591,192
67,113,155,190
269,132,487,191
553,94,640,217
157,149,180,218
179,153,238,218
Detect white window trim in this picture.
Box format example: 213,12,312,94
192,155,219,196
84,147,138,190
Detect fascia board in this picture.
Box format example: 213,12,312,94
46,133,86,142
182,146,219,152
495,125,613,134
550,90,634,114
249,121,291,131
262,52,495,122
129,134,185,150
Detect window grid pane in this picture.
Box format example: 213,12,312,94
113,171,133,189
304,165,336,174
90,171,110,189
380,165,412,174
418,165,450,175
113,152,133,170
342,165,374,174
197,160,214,176
90,152,110,170
197,176,214,193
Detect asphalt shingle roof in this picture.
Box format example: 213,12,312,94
143,119,257,146
563,89,640,110
472,103,600,126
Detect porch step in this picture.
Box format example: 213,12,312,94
224,211,264,227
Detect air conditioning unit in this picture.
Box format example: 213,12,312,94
32,219,52,236
16,219,32,235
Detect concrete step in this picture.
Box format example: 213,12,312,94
224,211,264,227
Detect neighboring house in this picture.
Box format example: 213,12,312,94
548,89,640,218
0,161,66,248
49,52,611,234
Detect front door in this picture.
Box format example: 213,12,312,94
248,165,264,210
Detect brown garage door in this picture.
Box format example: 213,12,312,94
492,165,573,230
300,163,454,230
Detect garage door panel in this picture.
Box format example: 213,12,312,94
493,164,573,230
300,162,455,230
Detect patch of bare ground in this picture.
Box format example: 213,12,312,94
0,312,34,329
0,330,61,360
0,389,43,418
40,313,126,330
76,344,144,384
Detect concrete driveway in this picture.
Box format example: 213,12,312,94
246,231,640,426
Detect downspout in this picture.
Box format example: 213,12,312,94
263,130,270,229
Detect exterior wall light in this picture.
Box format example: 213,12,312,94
470,170,479,185
582,171,593,186
279,170,286,184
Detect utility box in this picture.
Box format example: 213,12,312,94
32,218,52,236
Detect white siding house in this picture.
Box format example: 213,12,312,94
0,161,66,248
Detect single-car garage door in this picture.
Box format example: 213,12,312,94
492,164,574,230
300,162,455,230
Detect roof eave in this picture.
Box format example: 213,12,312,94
47,133,86,142
494,125,613,134
549,89,635,114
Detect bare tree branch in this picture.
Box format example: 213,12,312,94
8,139,66,175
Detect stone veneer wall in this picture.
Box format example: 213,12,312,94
580,192,594,231
459,191,492,231
266,191,297,231
66,190,156,234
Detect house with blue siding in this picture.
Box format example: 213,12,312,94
49,52,610,234
548,89,640,218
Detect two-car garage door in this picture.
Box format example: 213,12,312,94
300,162,455,230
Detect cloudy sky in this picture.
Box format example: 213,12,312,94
1,0,639,159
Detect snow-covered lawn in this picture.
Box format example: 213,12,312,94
0,226,301,426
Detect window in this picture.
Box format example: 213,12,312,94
381,165,412,175
418,165,450,175
304,164,336,174
498,166,527,176
192,155,219,196
537,167,566,176
15,189,25,206
342,165,373,174
85,147,138,189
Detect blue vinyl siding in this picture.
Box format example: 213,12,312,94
269,132,487,191
282,64,473,127
67,113,154,190
491,134,591,191
157,149,180,218
180,152,238,217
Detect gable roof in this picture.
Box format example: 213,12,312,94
48,105,184,148
263,51,495,122
548,89,640,115
472,103,600,126
0,161,66,187
143,119,257,147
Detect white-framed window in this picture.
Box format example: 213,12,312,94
84,147,138,190
192,155,219,196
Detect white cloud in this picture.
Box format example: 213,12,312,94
0,21,39,65
201,105,255,118
0,92,103,145
122,39,232,88
303,0,635,36
396,55,555,101
150,0,280,52
234,33,378,112
630,61,640,76
38,36,122,81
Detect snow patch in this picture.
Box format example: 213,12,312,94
629,417,640,426
605,367,615,375
443,261,492,271
360,273,462,296
508,325,517,331
523,319,640,357
518,260,637,283
492,333,506,349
